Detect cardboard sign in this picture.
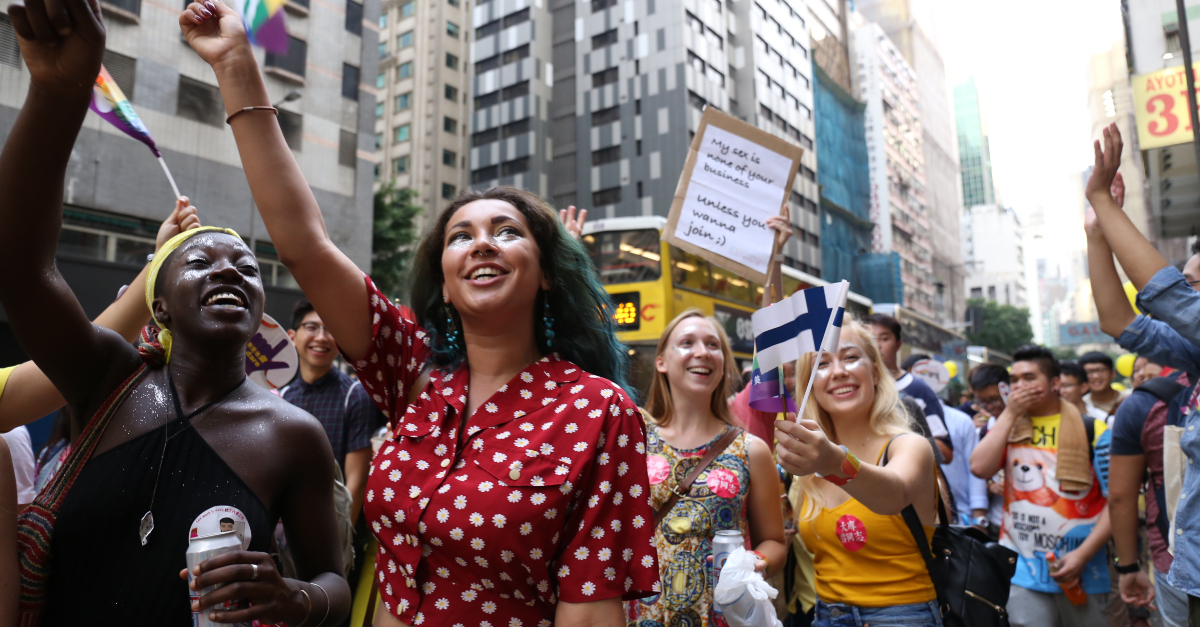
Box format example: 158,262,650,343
664,107,804,285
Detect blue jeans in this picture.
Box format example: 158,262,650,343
811,600,943,627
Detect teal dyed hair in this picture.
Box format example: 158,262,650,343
408,186,632,396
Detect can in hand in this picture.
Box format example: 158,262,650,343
712,529,745,589
187,530,248,627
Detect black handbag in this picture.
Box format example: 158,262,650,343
884,440,1018,627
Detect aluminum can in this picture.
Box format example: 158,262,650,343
712,529,745,589
187,530,245,627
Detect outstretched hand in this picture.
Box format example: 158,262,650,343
1085,122,1124,206
7,0,106,95
180,0,253,72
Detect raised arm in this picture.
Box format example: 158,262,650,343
0,0,141,411
0,200,201,432
1086,206,1137,338
1086,123,1169,290
179,0,372,359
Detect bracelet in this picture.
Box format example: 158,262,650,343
226,105,279,125
296,589,313,626
1113,559,1141,575
752,549,769,573
822,445,861,486
312,581,331,627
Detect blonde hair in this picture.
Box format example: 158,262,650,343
645,308,740,429
794,318,913,520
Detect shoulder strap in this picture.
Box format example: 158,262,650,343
882,433,952,552
653,426,745,527
1138,378,1186,405
343,379,361,412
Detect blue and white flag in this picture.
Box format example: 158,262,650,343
751,281,848,372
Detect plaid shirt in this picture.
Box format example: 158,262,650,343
280,367,384,468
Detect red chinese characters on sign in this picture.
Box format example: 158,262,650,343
706,468,741,498
836,514,867,552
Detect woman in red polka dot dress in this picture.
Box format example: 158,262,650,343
203,89,660,625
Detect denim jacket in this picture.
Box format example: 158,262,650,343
1133,266,1200,594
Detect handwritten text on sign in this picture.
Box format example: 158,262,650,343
674,125,793,276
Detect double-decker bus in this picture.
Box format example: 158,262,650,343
581,216,873,397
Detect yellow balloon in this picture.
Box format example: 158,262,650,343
1112,382,1126,392
945,361,958,379
1116,353,1136,378
1123,281,1142,315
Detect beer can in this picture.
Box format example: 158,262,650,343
187,530,246,627
712,529,744,589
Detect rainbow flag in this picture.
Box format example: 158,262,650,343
239,0,288,54
90,65,160,157
747,353,796,413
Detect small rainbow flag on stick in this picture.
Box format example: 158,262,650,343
238,0,289,54
90,65,182,199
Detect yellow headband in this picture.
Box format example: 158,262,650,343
144,226,242,363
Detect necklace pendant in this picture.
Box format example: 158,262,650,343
139,511,155,546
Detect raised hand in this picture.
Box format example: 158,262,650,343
559,205,588,241
7,0,106,96
156,197,202,251
765,203,792,248
1085,122,1123,205
774,419,843,478
180,0,252,72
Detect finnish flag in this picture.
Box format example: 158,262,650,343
751,281,848,372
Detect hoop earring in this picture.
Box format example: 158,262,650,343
444,303,461,351
542,294,555,348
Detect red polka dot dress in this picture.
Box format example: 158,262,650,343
349,276,659,625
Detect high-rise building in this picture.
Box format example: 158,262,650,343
852,22,936,317
469,0,822,275
374,0,471,228
962,204,1027,308
0,0,377,364
854,0,964,328
954,76,996,210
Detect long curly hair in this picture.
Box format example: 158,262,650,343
792,318,913,521
407,186,631,395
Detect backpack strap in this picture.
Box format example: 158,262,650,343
1138,377,1186,405
653,426,744,527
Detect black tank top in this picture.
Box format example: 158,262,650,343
40,378,272,625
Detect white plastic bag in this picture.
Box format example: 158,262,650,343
713,547,783,627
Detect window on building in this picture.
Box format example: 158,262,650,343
377,73,385,89
502,157,530,176
472,128,500,146
279,109,303,151
374,163,380,180
472,165,499,183
400,0,414,16
395,124,411,142
176,76,225,126
394,155,410,174
338,130,357,167
378,42,387,58
378,11,386,28
637,181,643,198
446,53,459,69
474,91,500,108
445,84,458,101
591,0,617,12
502,44,529,65
374,132,383,150
375,102,383,117
442,183,457,199
446,21,460,38
502,80,529,100
591,105,620,126
987,285,996,300
341,63,359,99
344,0,362,35
444,117,458,134
397,62,413,79
475,55,500,73
447,0,459,6
592,187,621,206
592,28,618,49
476,18,501,39
503,8,529,27
970,287,982,299
397,31,413,48
592,67,619,89
0,14,21,68
443,149,457,167
395,92,411,111
502,118,530,138
103,0,141,17
265,35,307,78
687,90,707,111
592,146,620,166
102,49,137,99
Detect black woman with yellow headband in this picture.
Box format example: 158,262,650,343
0,0,350,622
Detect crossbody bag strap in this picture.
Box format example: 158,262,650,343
653,426,744,527
881,434,950,570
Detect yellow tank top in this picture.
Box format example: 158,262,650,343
797,442,937,607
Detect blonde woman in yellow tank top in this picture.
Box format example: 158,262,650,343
774,319,943,627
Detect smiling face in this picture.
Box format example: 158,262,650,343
1058,373,1085,404
1082,362,1114,394
440,199,549,325
813,333,878,420
655,317,727,400
152,233,264,350
288,311,337,370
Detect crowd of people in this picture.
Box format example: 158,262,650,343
1,0,1200,626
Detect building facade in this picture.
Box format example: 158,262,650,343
373,0,471,228
0,0,378,364
854,0,964,328
953,76,995,210
962,204,1027,308
852,22,935,317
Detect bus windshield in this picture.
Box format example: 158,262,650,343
582,229,662,285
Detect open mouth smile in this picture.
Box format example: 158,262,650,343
201,288,247,311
